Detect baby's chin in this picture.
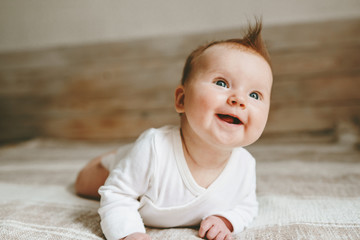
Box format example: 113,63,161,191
212,135,258,149
242,134,264,147
230,133,263,148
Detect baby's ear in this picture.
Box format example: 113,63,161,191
174,85,185,113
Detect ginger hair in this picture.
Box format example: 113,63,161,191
180,19,271,85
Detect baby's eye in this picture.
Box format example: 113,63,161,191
249,92,260,100
214,80,228,88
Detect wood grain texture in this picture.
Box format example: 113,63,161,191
0,19,359,144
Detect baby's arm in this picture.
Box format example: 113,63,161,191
199,216,233,240
200,153,258,238
98,129,156,240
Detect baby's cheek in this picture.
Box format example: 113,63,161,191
248,109,268,136
193,93,216,115
184,96,208,124
198,96,213,109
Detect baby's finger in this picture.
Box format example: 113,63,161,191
205,225,220,239
214,231,226,240
224,233,233,240
199,219,212,238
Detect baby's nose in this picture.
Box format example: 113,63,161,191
227,95,246,109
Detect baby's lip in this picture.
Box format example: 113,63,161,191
216,113,243,125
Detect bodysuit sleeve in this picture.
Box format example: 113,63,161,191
98,129,156,240
205,152,258,234
215,178,258,233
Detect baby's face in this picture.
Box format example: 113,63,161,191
176,44,273,149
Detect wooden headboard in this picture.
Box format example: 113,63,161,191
0,19,359,145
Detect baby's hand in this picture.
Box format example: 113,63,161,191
199,216,233,240
121,232,151,240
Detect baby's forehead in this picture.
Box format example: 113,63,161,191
192,43,273,86
194,43,263,69
202,43,258,59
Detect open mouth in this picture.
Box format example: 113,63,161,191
217,114,242,125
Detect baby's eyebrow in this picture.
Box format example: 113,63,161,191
211,69,233,78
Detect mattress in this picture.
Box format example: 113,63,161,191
0,139,359,239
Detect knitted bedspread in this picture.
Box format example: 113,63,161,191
0,139,359,240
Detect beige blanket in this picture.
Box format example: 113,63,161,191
0,139,359,239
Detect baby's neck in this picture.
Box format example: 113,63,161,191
180,127,232,188
180,127,232,168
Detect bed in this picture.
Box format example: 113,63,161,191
1,138,359,239
1,17,360,240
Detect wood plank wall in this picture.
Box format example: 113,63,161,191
0,19,359,145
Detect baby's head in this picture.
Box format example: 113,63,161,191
175,20,273,149
181,20,271,86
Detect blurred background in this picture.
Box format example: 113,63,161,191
0,0,359,145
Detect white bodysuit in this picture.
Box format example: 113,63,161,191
98,126,258,240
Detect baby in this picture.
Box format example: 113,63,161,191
75,20,272,240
